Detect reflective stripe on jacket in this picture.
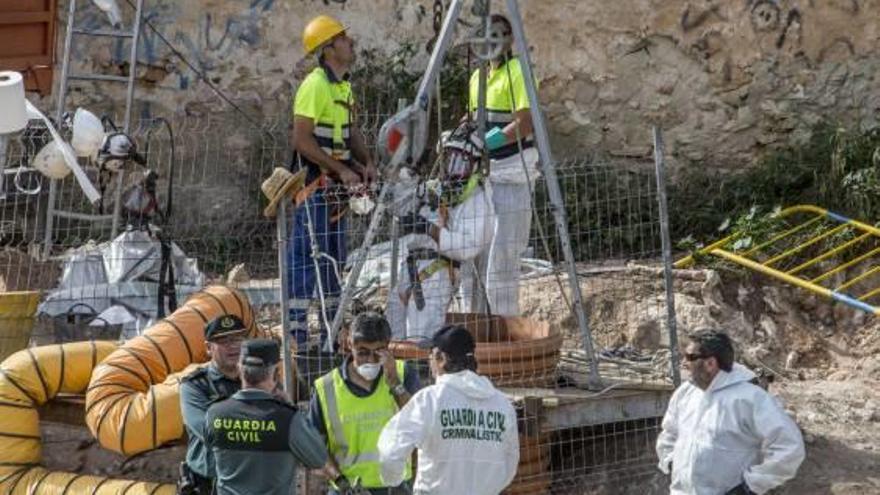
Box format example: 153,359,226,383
468,57,535,160
293,65,354,181
315,360,412,488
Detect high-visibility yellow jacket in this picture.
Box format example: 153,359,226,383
468,56,535,160
293,64,354,181
315,360,412,488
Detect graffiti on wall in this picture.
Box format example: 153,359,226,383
678,0,861,85
73,0,282,91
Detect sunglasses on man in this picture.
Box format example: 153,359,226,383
354,346,388,361
683,352,712,362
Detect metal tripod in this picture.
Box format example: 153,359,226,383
329,0,602,386
43,0,146,257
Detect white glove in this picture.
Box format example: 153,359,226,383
350,194,375,215
418,205,440,226
424,178,442,196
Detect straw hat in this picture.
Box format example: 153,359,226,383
262,167,306,218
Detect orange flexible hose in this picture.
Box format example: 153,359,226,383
0,341,174,494
85,286,258,455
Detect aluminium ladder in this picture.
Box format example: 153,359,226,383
43,0,145,257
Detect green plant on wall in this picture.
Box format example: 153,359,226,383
720,206,785,252
670,122,880,245
842,167,880,220
351,42,472,133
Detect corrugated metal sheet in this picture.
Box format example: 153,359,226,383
0,0,57,95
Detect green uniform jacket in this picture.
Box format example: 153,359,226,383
205,389,329,495
179,364,241,478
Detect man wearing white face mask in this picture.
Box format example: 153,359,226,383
310,312,420,494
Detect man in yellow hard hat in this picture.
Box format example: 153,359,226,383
288,15,376,352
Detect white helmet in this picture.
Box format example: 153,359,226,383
32,140,72,180
71,108,105,160
440,122,483,180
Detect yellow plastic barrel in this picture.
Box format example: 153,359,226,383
0,291,40,362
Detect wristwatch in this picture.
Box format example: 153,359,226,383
390,383,407,397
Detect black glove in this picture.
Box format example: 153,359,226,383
398,211,430,236
725,482,756,495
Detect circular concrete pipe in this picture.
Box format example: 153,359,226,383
390,313,563,387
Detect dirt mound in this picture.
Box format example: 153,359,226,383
520,263,880,494
520,263,879,379
775,378,880,494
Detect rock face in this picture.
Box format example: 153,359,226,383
47,0,879,167
526,0,880,166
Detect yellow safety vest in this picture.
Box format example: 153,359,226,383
315,360,412,488
293,65,354,175
468,56,535,159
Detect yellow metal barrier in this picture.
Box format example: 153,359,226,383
0,291,40,362
676,205,880,315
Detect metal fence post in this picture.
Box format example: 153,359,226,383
0,135,8,200
276,200,295,397
652,127,681,386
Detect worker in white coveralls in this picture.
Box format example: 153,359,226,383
378,325,519,495
387,123,495,340
461,14,539,316
656,329,805,495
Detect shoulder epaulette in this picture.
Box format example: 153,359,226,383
181,367,209,383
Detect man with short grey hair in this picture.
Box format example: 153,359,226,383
656,329,805,494
205,339,331,494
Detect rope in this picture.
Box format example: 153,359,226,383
501,52,574,314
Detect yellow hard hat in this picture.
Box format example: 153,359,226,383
303,15,345,55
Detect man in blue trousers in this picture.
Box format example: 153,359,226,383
289,14,376,352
